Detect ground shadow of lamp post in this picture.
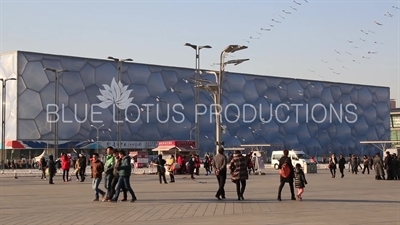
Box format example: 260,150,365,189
1,78,16,171
43,68,69,158
194,45,249,154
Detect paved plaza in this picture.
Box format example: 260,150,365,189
0,168,399,225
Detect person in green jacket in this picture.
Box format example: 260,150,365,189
104,146,116,201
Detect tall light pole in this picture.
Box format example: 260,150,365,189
91,124,105,153
107,57,133,151
195,45,248,154
43,68,69,158
184,43,212,150
189,126,197,141
1,78,16,171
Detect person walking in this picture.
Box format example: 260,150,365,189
111,150,137,202
153,154,168,184
103,147,116,201
74,158,81,181
167,155,176,182
277,149,296,201
229,150,248,201
328,153,338,178
351,155,359,174
61,153,71,182
212,147,228,200
91,153,105,201
384,151,393,180
204,155,211,176
362,155,370,174
347,154,353,173
40,157,47,180
188,154,196,179
78,154,86,182
47,155,56,184
338,154,346,178
373,153,385,180
294,163,307,201
108,150,127,202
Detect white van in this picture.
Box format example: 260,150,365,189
271,150,313,170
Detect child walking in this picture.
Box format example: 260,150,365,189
294,163,307,201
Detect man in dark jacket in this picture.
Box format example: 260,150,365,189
47,155,56,184
111,150,137,202
338,154,346,178
384,151,393,180
78,154,87,182
109,151,127,201
390,154,398,180
277,149,296,201
212,147,228,200
40,157,47,180
188,154,196,179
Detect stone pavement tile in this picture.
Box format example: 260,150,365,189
159,204,184,220
203,202,216,216
242,203,254,213
135,205,165,221
233,202,243,214
214,202,225,216
182,203,201,218
193,203,208,217
122,206,154,222
224,202,234,215
170,203,192,219
250,202,263,213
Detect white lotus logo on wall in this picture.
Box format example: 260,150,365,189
97,78,133,109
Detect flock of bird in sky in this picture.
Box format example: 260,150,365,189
211,0,399,82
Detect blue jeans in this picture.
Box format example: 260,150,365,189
92,178,105,199
105,174,114,199
113,176,136,200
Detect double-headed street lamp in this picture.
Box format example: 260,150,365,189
43,68,69,158
107,57,133,151
1,78,16,171
195,45,249,154
91,124,105,153
184,43,212,150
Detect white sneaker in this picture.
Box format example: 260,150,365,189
44,178,47,181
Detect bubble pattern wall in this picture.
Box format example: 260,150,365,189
14,51,390,155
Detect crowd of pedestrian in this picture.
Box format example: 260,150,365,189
33,146,399,203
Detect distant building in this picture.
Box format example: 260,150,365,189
0,50,391,159
390,108,400,146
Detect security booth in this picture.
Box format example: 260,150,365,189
152,140,199,160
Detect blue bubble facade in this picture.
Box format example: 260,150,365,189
0,51,390,156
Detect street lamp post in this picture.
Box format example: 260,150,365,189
91,124,105,153
43,68,69,158
189,126,197,141
195,45,248,154
184,43,212,150
1,78,16,171
107,57,133,151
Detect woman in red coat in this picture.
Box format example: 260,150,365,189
61,153,71,182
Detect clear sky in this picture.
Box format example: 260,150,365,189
1,0,399,102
